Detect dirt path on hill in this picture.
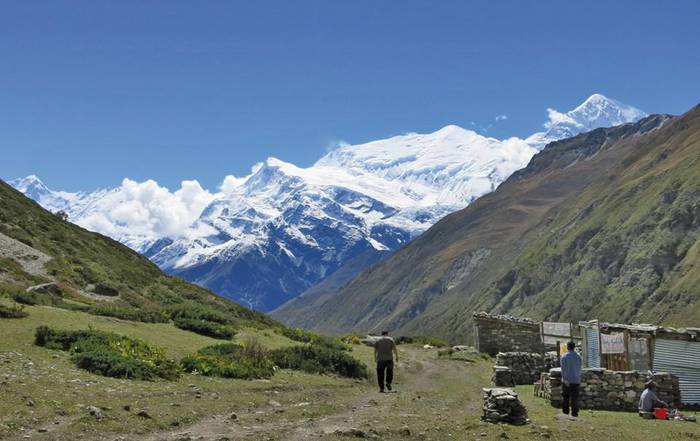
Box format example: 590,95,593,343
138,346,482,441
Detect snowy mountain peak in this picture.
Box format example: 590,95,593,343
9,94,649,311
568,93,647,129
526,93,647,149
9,175,51,198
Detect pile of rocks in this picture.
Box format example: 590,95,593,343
546,368,681,410
492,365,515,387
482,388,529,425
495,352,559,385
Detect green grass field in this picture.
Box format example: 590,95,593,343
2,304,699,440
0,304,371,440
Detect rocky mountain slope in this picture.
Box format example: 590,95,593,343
10,95,647,311
273,105,700,341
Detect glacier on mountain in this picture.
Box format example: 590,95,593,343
9,94,647,310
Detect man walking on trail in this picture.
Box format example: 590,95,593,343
374,331,399,393
560,340,582,418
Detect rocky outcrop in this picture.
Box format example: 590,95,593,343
26,283,63,297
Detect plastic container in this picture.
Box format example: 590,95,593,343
654,407,669,420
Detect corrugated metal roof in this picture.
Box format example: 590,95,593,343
653,338,700,405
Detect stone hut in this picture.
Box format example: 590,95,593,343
473,312,543,356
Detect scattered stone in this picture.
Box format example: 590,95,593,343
334,428,367,438
399,426,411,436
481,388,529,425
136,410,152,419
26,398,35,407
86,405,103,419
268,399,281,407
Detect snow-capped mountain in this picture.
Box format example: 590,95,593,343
9,94,647,311
525,94,647,148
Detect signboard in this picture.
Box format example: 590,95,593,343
559,342,570,358
600,333,625,354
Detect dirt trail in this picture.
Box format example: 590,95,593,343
139,346,480,441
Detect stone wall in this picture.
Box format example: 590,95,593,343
495,352,559,385
544,368,681,410
474,312,542,356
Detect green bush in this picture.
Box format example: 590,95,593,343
270,344,368,379
89,303,169,323
181,340,274,379
0,303,28,318
394,335,448,348
173,318,236,339
34,326,180,381
340,334,363,345
12,291,42,306
10,289,90,312
277,327,349,351
169,302,233,325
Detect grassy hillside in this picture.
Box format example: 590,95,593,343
0,179,273,328
275,106,700,342
0,181,380,439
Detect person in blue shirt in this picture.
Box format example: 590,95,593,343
560,340,582,417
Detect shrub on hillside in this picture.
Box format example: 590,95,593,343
395,335,448,348
169,302,233,325
270,344,368,379
89,303,169,323
174,318,236,339
11,290,91,313
12,291,43,306
181,339,274,379
278,327,349,351
340,335,363,345
34,326,180,381
0,303,28,318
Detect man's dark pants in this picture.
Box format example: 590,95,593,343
562,383,580,417
376,360,394,391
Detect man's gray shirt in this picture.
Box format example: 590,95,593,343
639,389,662,412
374,336,396,362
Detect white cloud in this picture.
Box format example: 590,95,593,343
220,175,247,194
76,178,216,241
325,139,350,153
544,108,579,129
495,114,508,121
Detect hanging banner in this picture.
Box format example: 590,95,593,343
600,333,625,354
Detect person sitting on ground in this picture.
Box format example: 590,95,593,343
374,331,399,393
560,340,582,418
638,380,668,418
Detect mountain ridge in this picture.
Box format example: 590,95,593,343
272,108,700,340
10,94,648,311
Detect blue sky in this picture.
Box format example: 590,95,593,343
1,1,699,191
